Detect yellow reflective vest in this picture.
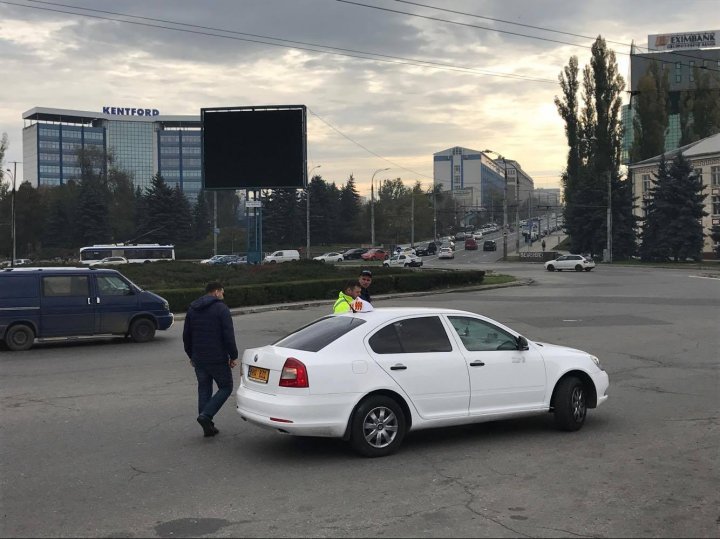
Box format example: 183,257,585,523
333,291,355,314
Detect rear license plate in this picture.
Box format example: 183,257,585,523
248,366,269,384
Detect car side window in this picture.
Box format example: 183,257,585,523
42,276,89,297
369,316,452,354
448,316,517,352
96,275,133,296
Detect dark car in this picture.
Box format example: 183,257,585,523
415,242,438,256
483,240,497,251
464,238,478,250
342,248,369,260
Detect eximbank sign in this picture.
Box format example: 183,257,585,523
649,30,718,51
102,106,160,116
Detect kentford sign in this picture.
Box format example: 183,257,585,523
102,106,160,116
649,30,717,51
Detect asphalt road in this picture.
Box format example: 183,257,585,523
1,264,718,538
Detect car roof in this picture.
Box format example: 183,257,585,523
334,307,474,323
1,267,119,273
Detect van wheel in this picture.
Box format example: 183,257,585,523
129,319,156,343
6,324,35,351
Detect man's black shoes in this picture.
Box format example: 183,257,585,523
197,414,217,437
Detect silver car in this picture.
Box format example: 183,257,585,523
545,254,595,272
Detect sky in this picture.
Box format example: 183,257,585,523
0,0,714,195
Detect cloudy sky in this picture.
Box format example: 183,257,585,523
0,0,713,194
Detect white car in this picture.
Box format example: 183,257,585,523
236,308,609,457
90,256,128,266
313,252,344,263
383,253,423,268
200,255,229,264
394,246,417,256
545,254,596,272
437,247,455,259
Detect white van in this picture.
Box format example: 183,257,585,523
263,250,300,264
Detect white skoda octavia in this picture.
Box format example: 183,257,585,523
236,308,609,457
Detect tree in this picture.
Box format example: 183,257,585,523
680,67,720,145
170,187,194,245
338,174,362,243
639,153,707,261
555,36,637,259
107,168,137,243
192,190,211,241
630,61,669,162
137,175,176,244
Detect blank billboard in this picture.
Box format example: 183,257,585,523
202,105,306,190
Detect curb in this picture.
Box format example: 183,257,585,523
173,278,534,321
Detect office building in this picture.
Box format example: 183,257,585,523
622,30,720,163
22,107,202,199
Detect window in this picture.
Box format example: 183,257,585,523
96,275,132,296
369,316,452,354
42,276,89,297
689,61,695,82
448,316,517,352
712,195,720,216
275,316,366,352
693,168,703,183
711,166,720,187
642,174,651,193
0,276,38,299
675,62,682,83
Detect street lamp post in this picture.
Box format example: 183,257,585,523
306,165,321,259
5,167,17,267
484,150,508,260
606,171,612,263
370,167,390,246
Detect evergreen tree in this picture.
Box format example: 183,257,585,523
193,190,211,241
262,188,303,248
107,168,137,243
640,154,707,261
41,183,80,248
630,61,669,162
138,175,176,244
76,177,111,247
170,187,193,245
338,174,362,243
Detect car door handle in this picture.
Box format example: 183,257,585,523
390,364,407,370
469,360,485,367
512,357,525,363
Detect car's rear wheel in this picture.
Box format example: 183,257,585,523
575,265,583,272
553,376,587,431
337,258,343,263
5,324,35,351
350,396,406,457
129,318,156,343
546,264,555,272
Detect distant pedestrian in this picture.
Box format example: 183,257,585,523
183,282,238,437
359,269,373,303
541,239,546,252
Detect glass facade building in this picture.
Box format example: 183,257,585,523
22,107,202,199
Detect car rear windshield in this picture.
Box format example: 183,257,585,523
274,315,367,352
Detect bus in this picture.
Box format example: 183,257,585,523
79,244,175,264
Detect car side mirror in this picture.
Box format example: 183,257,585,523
517,336,529,350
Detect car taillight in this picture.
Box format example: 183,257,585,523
279,358,309,388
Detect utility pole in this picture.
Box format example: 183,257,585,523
213,191,218,256
306,165,321,259
370,167,390,246
410,191,415,247
606,171,612,263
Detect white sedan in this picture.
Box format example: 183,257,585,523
313,252,345,263
545,254,596,272
437,247,455,259
236,308,609,457
383,253,423,268
90,256,128,266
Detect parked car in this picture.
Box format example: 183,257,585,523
263,250,300,264
415,242,438,256
464,238,478,250
483,240,497,251
224,255,247,266
472,232,484,240
394,246,416,256
200,255,230,264
14,259,33,266
90,256,129,266
342,248,369,260
361,249,389,261
0,267,173,351
437,247,455,259
314,252,345,263
383,253,423,268
545,254,596,272
235,307,609,457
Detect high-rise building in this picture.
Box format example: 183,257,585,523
22,107,202,199
622,30,720,163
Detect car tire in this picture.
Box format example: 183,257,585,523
575,265,583,272
129,318,156,343
5,324,35,351
143,260,151,264
350,395,407,457
546,264,555,272
337,259,343,263
553,376,587,431
584,268,592,272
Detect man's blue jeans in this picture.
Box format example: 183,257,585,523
194,363,234,420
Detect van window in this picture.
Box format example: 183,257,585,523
0,276,39,299
42,276,90,297
97,275,133,296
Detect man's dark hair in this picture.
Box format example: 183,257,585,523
344,279,360,292
205,282,224,293
360,269,372,277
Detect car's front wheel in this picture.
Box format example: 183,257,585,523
350,395,407,457
575,265,583,272
546,264,555,272
5,324,35,351
129,318,156,343
553,376,587,431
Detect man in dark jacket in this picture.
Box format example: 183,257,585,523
359,269,373,303
183,282,238,437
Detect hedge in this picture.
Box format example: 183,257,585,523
157,270,485,313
